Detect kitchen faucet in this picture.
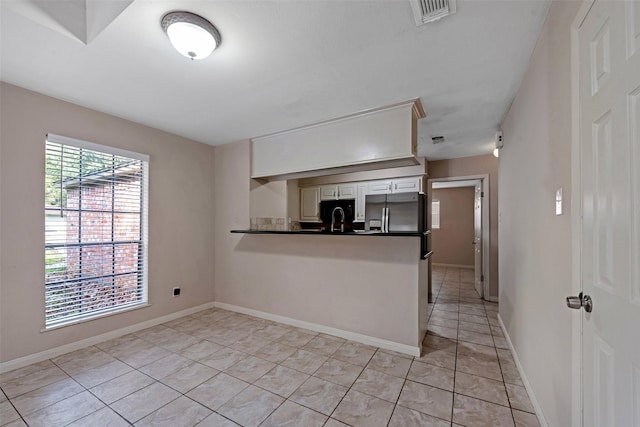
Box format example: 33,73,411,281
331,206,345,232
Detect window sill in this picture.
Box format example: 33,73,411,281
41,303,151,332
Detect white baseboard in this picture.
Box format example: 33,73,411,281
432,263,474,269
214,302,421,357
497,314,548,427
484,295,499,303
0,302,216,374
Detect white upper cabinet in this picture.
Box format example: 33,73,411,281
391,176,422,193
366,177,421,195
300,176,423,222
337,183,356,199
320,183,356,200
367,180,393,195
251,100,425,179
300,187,321,222
320,186,338,200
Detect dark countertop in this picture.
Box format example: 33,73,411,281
230,229,428,237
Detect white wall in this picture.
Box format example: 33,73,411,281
0,83,216,363
499,1,580,425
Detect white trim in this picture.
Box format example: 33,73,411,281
46,133,150,162
432,263,474,269
0,302,215,374
428,174,491,300
213,302,421,357
497,314,548,427
570,2,594,426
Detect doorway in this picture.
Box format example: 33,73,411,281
428,175,490,300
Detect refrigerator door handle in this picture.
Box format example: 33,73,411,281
383,207,389,233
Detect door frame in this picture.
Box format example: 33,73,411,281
427,174,492,301
570,1,597,426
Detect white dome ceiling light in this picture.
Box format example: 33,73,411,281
161,11,221,60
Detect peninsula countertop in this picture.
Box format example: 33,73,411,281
230,229,430,237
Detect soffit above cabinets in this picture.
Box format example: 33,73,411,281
251,99,425,181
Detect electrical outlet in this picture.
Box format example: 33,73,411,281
173,287,181,297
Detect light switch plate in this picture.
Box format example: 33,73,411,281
555,188,563,215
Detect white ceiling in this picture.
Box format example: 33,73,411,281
0,0,550,160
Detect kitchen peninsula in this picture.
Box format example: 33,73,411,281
215,99,431,356
226,230,430,356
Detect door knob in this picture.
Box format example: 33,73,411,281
566,292,593,313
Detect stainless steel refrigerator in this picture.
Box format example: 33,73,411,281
364,192,426,232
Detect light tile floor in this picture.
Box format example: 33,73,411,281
0,267,540,426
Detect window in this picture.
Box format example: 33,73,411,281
431,199,440,229
45,134,148,328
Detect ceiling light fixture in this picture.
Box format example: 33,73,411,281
493,148,500,158
161,11,221,60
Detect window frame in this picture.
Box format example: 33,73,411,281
44,133,149,329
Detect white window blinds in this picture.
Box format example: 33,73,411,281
431,199,440,229
45,134,149,328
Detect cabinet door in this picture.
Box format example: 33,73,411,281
300,187,321,222
337,183,356,199
392,177,422,193
367,180,393,195
320,185,338,200
355,183,367,222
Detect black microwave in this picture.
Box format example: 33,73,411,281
320,199,355,225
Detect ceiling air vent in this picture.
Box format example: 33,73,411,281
432,136,445,144
409,0,457,26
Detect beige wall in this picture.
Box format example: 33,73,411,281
214,140,428,351
499,1,579,425
431,187,475,266
428,155,498,297
0,83,216,363
250,179,288,219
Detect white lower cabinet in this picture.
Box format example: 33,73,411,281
300,187,321,222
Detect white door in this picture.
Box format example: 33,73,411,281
473,182,483,298
577,1,640,425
